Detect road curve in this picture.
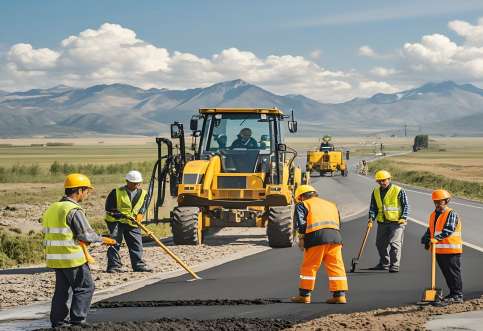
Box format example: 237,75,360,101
87,166,483,323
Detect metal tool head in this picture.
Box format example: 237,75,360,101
350,258,359,273
420,288,442,303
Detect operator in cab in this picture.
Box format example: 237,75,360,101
230,128,259,149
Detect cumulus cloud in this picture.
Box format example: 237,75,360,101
1,22,398,102
358,45,377,57
398,17,483,81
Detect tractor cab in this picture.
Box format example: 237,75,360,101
197,110,280,175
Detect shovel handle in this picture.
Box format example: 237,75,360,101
431,242,436,289
356,222,372,259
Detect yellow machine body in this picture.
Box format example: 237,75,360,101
306,150,347,176
170,108,307,247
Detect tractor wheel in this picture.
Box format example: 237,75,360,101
171,207,200,245
267,206,294,248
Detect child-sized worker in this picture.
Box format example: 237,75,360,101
421,189,463,304
290,185,348,304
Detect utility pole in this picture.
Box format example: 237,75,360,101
404,123,407,137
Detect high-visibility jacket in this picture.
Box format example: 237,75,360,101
374,185,402,222
303,197,340,234
42,201,87,269
105,187,147,227
429,208,463,254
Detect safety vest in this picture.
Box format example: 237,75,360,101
429,208,463,254
374,185,402,222
42,200,87,269
303,197,340,234
105,187,147,227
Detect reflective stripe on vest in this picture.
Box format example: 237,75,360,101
303,197,340,234
41,201,87,268
43,240,76,246
374,185,402,222
428,208,463,254
105,187,147,227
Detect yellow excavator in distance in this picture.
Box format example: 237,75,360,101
144,108,309,248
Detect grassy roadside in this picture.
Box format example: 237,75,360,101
368,158,483,202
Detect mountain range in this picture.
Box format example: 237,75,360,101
1,79,483,137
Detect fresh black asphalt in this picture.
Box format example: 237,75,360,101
89,214,483,322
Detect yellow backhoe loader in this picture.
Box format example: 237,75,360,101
144,108,308,248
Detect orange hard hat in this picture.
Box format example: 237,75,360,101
432,189,450,201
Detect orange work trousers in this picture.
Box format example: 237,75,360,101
299,243,348,292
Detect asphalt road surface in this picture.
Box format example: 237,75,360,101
88,164,483,323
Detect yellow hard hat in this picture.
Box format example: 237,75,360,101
64,173,94,189
432,189,450,201
374,170,391,181
295,184,316,201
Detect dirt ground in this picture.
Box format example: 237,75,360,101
0,226,268,309
31,296,483,331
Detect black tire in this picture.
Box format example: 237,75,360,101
267,206,294,248
170,207,200,245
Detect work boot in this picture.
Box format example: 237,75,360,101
134,265,153,272
444,295,464,304
389,268,399,273
369,264,389,270
326,296,347,304
290,295,311,304
106,267,122,273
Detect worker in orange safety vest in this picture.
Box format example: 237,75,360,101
290,185,348,304
421,189,463,305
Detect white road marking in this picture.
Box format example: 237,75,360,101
408,217,483,253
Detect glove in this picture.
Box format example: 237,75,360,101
102,237,117,246
298,238,305,251
136,214,144,223
430,238,438,244
398,219,407,225
367,219,374,228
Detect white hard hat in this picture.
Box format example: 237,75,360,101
125,170,143,183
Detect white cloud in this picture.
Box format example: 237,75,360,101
358,45,377,57
0,22,397,102
370,67,398,77
398,18,483,81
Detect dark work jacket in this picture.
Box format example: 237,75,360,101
294,202,343,249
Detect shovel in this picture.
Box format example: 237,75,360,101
350,220,373,273
419,242,442,304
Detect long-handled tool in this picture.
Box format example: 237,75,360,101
419,242,442,304
350,220,373,273
122,213,201,280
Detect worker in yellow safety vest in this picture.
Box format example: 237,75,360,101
421,189,463,304
368,170,410,272
290,185,348,304
42,174,116,328
105,170,152,273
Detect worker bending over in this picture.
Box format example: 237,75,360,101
368,170,409,273
421,189,463,304
105,170,152,273
291,185,348,304
42,174,116,328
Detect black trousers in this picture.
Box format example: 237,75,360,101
436,253,463,298
51,263,94,326
106,221,145,270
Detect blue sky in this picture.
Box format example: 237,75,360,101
1,1,483,101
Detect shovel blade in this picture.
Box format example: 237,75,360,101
421,288,442,302
350,258,358,273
